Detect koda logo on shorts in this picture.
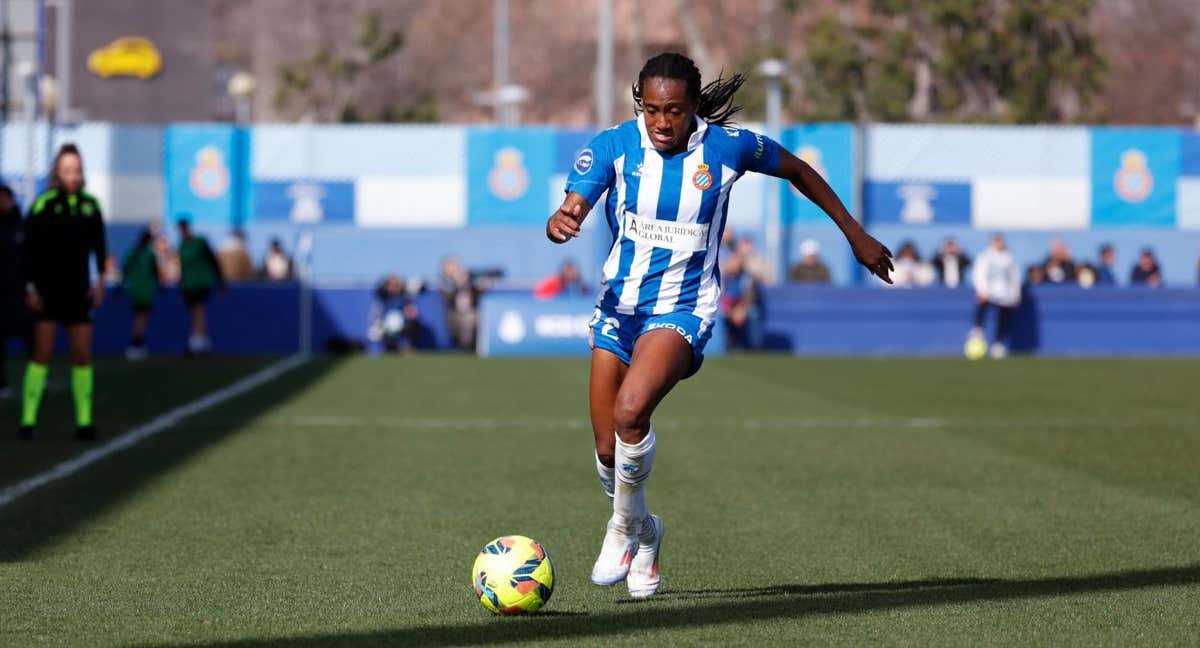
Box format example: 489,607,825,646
692,163,713,191
645,321,694,343
574,148,594,175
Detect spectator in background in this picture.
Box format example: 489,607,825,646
153,230,180,284
1042,239,1077,284
121,228,160,360
0,184,28,399
720,238,766,350
177,218,225,355
262,238,293,281
438,256,479,351
370,274,420,353
971,234,1021,359
931,237,970,288
890,241,935,287
1130,248,1163,288
534,260,589,299
787,238,831,284
1025,265,1045,286
1094,244,1117,286
216,229,255,282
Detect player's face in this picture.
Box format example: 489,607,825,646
641,76,697,154
57,153,84,194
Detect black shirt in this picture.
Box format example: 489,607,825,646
21,188,107,299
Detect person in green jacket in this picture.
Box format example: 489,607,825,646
121,228,159,360
176,217,224,354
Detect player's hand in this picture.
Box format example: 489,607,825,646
849,230,894,284
546,203,583,244
25,287,43,312
90,280,105,309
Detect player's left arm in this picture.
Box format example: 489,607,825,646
769,148,894,284
89,199,108,307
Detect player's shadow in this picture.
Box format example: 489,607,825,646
0,357,341,562
187,563,1200,647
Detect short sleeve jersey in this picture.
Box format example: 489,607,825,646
565,115,781,319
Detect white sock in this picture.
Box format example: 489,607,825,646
613,427,655,535
595,451,615,499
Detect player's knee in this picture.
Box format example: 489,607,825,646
612,396,650,443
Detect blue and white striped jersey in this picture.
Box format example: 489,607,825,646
565,115,782,320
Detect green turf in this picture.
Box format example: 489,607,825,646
1,355,1198,646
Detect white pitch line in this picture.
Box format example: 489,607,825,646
0,355,309,509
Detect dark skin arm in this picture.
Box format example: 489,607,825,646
546,192,593,243
771,149,894,284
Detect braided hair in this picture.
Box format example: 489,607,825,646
632,52,746,127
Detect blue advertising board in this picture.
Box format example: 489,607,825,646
863,180,972,225
781,124,855,224
479,293,726,358
467,128,556,225
1090,128,1180,227
164,125,250,225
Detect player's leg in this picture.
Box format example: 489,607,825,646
591,329,691,587
992,305,1012,358
19,320,56,439
67,322,97,440
589,348,627,499
187,293,209,354
128,305,150,359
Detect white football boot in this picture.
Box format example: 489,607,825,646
627,514,663,598
989,342,1008,359
590,518,638,586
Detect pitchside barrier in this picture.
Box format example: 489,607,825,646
9,284,1196,357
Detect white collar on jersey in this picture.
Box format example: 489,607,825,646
638,114,709,153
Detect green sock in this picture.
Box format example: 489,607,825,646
72,365,94,427
21,362,48,426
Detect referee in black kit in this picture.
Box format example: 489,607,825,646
18,143,106,441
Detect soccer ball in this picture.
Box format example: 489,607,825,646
472,535,555,615
964,332,987,360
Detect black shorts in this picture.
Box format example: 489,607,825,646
35,293,92,325
182,288,211,306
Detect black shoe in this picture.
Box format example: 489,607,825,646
74,425,99,442
18,425,35,441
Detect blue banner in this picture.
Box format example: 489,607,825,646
1090,128,1180,227
164,125,250,225
253,180,355,223
479,293,726,358
864,180,972,225
467,128,556,225
1182,132,1200,177
782,124,855,224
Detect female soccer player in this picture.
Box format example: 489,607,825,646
546,53,894,598
19,143,107,441
122,228,160,359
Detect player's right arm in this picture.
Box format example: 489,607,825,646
548,130,618,244
546,192,592,243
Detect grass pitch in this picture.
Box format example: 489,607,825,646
1,355,1198,646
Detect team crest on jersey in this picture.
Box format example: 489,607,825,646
574,148,594,175
488,148,529,201
692,163,713,191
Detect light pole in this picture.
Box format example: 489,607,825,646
17,60,37,207
758,58,786,284
227,71,256,124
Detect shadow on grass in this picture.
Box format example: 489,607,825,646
185,564,1200,647
0,357,339,562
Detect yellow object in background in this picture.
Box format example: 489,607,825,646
87,37,162,79
964,335,987,360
